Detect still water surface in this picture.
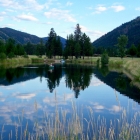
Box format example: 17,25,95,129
0,64,140,139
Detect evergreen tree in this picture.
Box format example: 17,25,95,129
128,44,137,58
46,28,57,58
117,35,128,59
137,44,140,57
36,39,45,57
0,39,6,53
56,36,63,58
74,42,81,59
6,38,16,58
74,24,81,42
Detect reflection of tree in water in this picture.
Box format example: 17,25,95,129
5,68,25,83
45,65,62,93
35,66,45,82
99,66,109,77
65,65,93,98
115,73,127,91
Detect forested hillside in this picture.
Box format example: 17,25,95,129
93,17,140,48
0,27,66,46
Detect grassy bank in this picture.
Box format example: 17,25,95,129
0,56,140,85
0,57,32,68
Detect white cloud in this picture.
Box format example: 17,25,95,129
0,0,24,10
66,1,73,6
109,105,122,112
79,25,105,41
2,24,14,28
0,0,47,11
91,102,105,110
111,5,125,12
16,14,38,21
6,9,16,12
92,5,107,14
96,6,107,12
135,7,140,11
42,22,53,25
90,80,104,87
44,8,77,23
24,0,44,11
15,93,36,100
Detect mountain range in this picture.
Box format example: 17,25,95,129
0,27,66,46
93,16,140,48
1,16,140,49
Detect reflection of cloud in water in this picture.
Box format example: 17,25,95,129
109,105,121,112
91,102,105,112
0,98,5,102
0,92,5,101
14,93,36,100
90,80,104,87
0,106,12,113
43,93,74,106
19,82,26,86
0,114,13,124
0,86,13,90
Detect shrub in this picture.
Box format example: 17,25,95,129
0,53,6,60
23,52,29,58
8,52,15,58
101,51,109,65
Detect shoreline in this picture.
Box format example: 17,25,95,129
0,57,140,88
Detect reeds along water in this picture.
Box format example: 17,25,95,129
2,90,140,140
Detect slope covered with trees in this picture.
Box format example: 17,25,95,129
93,16,140,48
0,27,66,45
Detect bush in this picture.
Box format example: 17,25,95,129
8,52,15,58
0,53,6,60
23,52,29,58
101,51,109,66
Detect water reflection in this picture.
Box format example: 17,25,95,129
0,64,140,101
0,64,140,139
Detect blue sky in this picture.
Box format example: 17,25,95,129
0,0,140,41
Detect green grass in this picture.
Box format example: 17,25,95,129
0,57,31,67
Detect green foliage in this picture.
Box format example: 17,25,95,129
65,25,93,59
23,52,29,58
117,35,128,59
115,74,127,91
8,52,15,58
99,66,109,77
74,43,81,59
0,52,6,60
6,38,16,55
36,39,45,57
74,23,81,41
128,44,137,58
24,42,36,55
93,17,140,48
46,28,57,58
101,51,109,65
0,40,6,53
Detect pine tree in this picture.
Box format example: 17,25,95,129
74,24,81,42
117,35,128,59
46,28,57,58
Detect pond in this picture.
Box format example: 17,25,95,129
0,64,140,140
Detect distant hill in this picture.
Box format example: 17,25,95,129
93,17,140,48
0,27,66,46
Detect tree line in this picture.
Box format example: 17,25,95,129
0,23,140,60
